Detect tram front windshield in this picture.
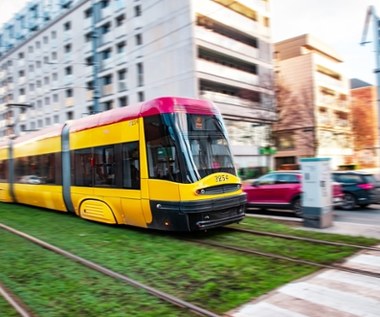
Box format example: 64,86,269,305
144,113,236,184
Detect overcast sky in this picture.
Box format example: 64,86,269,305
271,0,379,85
1,0,379,84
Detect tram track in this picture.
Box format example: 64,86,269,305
0,281,36,317
0,223,221,317
185,238,380,278
225,225,380,252
183,227,380,279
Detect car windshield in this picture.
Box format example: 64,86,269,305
363,175,377,183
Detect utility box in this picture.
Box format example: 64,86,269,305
300,157,333,228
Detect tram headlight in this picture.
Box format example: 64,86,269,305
195,188,206,195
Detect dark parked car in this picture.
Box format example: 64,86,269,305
242,170,343,217
332,171,380,210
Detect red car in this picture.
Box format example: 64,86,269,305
242,170,343,217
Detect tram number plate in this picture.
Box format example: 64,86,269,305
215,175,229,182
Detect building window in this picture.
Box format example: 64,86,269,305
135,33,142,45
66,111,74,120
64,21,71,31
137,62,143,86
101,0,110,8
66,88,73,98
64,43,72,53
134,5,141,16
116,41,126,53
102,48,112,60
85,32,92,42
119,96,128,107
137,91,144,102
103,74,112,85
104,100,113,110
101,22,111,34
118,69,127,91
116,14,125,26
65,66,73,75
84,8,92,18
85,56,93,66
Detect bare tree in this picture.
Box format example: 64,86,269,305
273,82,317,157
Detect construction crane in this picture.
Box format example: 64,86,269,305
361,5,380,165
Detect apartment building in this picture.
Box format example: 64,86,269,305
350,79,378,168
273,34,353,169
0,0,275,168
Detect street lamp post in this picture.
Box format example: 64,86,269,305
5,103,33,138
361,5,380,167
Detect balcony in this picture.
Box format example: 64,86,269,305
195,26,259,60
200,90,276,122
101,84,113,96
197,59,259,86
100,6,112,20
86,90,93,101
118,81,127,92
17,95,26,103
65,97,74,107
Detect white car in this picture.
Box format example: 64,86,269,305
19,175,43,184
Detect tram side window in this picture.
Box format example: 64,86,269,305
14,153,60,184
0,160,7,182
94,146,116,187
144,115,181,182
72,148,93,186
122,142,140,189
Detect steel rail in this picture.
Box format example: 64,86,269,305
226,226,380,251
0,281,36,317
186,239,380,279
0,223,221,317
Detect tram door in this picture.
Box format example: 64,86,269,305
120,142,146,227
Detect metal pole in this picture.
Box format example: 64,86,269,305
361,6,380,167
91,0,100,114
370,7,380,168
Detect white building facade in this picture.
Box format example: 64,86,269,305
0,0,275,169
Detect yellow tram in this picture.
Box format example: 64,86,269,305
0,97,246,231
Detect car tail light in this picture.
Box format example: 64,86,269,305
357,183,374,190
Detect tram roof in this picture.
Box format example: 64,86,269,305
68,96,218,133
8,97,219,145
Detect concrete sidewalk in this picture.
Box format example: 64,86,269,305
227,218,380,317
